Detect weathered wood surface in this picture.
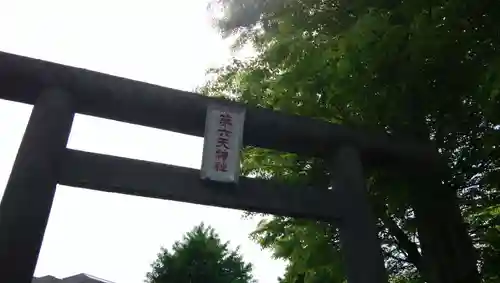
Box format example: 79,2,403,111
59,149,341,220
0,51,438,169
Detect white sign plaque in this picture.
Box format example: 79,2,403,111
200,104,245,183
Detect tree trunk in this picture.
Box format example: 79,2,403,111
408,173,480,283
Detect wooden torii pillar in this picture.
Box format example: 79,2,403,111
0,51,438,283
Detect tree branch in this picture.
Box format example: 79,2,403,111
374,203,425,274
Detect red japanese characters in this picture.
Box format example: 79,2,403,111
215,112,233,172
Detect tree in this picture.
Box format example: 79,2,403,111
202,0,500,282
145,223,255,283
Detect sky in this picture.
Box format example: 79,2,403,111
0,1,286,282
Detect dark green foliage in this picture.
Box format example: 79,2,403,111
202,0,500,282
145,223,254,283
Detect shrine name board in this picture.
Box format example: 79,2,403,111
200,104,245,183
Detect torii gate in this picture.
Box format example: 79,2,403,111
0,51,437,283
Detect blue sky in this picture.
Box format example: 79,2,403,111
0,0,285,282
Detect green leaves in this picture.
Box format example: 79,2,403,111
145,223,254,283
251,217,346,283
204,0,500,282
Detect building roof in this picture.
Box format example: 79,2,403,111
33,273,115,283
32,275,59,283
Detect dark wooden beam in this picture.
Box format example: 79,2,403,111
0,89,75,283
331,147,387,283
0,51,438,169
58,149,341,221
